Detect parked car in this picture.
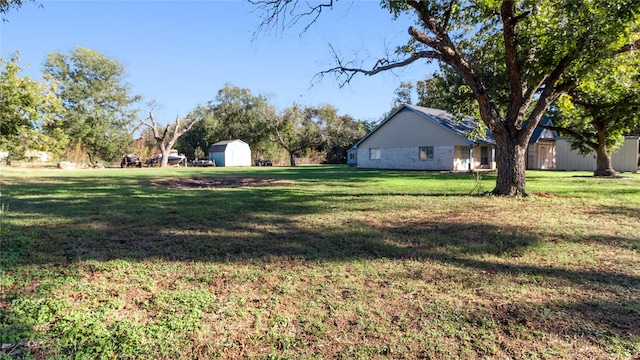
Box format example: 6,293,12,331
191,159,216,167
121,154,142,168
254,159,273,166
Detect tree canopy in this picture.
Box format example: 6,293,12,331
0,53,66,164
551,48,640,176
43,46,141,162
180,83,276,156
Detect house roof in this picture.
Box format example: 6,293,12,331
353,104,495,148
530,118,557,142
208,139,248,153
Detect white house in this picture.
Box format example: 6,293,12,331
353,104,495,171
208,139,252,167
555,136,639,173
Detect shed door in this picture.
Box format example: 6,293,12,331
537,144,553,169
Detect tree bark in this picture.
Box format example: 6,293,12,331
158,147,170,168
593,123,616,177
289,153,297,167
491,133,529,196
594,147,615,177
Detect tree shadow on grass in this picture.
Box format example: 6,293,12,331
2,178,638,285
589,204,640,220
2,177,639,355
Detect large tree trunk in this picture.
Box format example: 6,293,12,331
594,146,615,177
289,153,297,167
593,124,616,177
158,147,170,168
491,134,529,196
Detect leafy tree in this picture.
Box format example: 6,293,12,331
179,83,275,159
271,104,324,166
548,50,640,177
129,127,158,161
193,146,205,160
304,103,370,164
414,66,479,119
269,103,369,165
209,83,275,150
324,113,369,164
175,105,218,159
392,81,414,109
0,53,66,165
43,46,141,163
253,0,640,195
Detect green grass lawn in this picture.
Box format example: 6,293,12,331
1,165,639,359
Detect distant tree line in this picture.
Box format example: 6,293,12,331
174,83,372,166
1,47,373,166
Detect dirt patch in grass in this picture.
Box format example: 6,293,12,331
147,177,297,189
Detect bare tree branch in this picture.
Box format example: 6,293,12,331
316,44,443,87
139,111,201,167
249,0,333,34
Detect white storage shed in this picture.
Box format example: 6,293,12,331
208,139,252,167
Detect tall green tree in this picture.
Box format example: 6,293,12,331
43,46,141,163
176,105,218,159
413,66,479,119
253,0,640,195
0,53,66,165
403,49,640,178
180,83,275,159
549,50,640,177
323,112,369,164
271,104,324,166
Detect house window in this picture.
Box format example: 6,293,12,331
349,153,355,160
480,146,489,166
419,146,434,160
369,148,381,160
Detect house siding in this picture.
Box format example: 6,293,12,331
352,105,497,171
556,137,639,173
357,146,455,170
359,109,470,148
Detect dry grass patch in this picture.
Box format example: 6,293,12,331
147,177,297,189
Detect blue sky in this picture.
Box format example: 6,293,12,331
1,0,437,124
